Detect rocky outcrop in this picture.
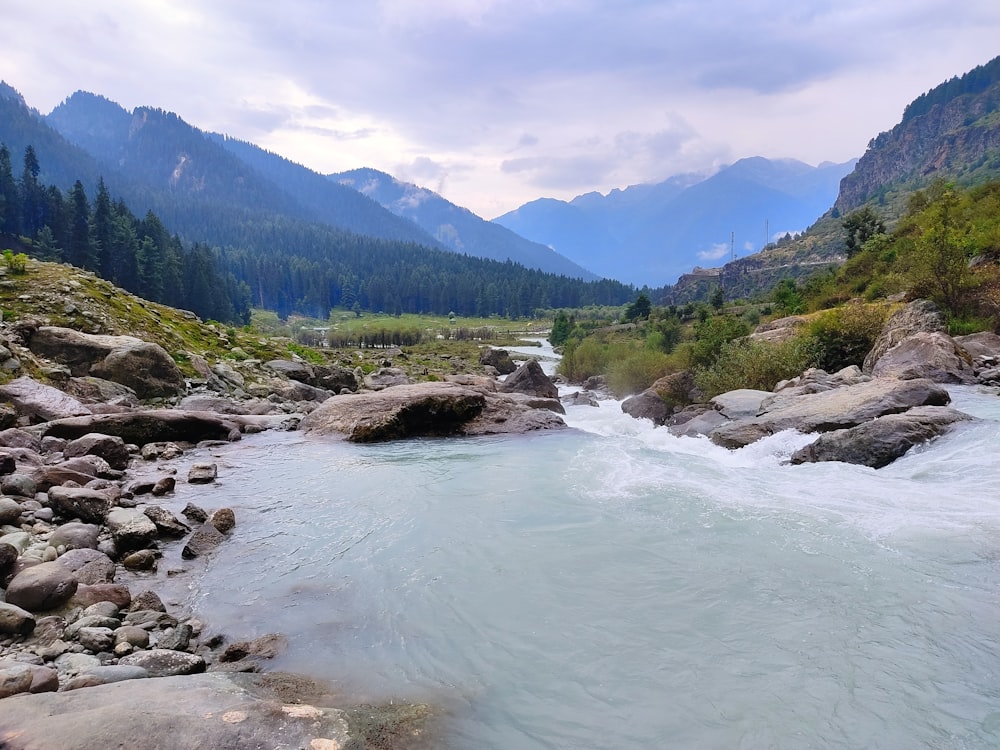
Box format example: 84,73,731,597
869,331,975,383
709,377,950,449
26,327,185,399
863,300,946,374
790,406,973,468
300,381,565,441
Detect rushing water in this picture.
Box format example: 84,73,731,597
170,350,1000,749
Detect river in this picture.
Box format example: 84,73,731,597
170,345,1000,748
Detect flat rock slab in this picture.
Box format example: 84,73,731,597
709,377,951,449
38,410,242,445
0,672,354,750
0,376,91,422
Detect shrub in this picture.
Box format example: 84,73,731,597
606,349,674,397
807,302,889,372
694,336,820,399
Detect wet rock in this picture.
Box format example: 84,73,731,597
105,508,158,552
143,505,190,537
63,433,130,471
219,633,288,663
621,390,670,425
208,507,236,533
158,622,193,651
121,549,157,571
182,503,208,523
5,561,79,612
141,442,184,461
129,590,166,613
187,462,218,484
117,648,206,677
70,583,131,610
151,475,176,496
668,408,729,438
182,523,226,559
710,389,773,420
499,360,558,399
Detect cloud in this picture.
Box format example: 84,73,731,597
697,243,732,262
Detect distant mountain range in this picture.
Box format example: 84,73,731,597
494,157,855,287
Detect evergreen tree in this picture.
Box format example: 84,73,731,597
67,180,96,269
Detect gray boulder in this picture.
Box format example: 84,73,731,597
363,367,412,390
182,523,226,559
48,523,101,551
264,359,314,384
955,331,1000,360
0,376,91,421
61,665,148,691
105,508,158,552
621,390,671,425
5,561,79,611
27,327,185,399
710,377,951,449
870,331,975,383
54,548,115,585
39,409,242,445
143,506,190,537
46,486,115,524
500,360,559,399
791,406,973,468
188,462,218,484
63,433,131,470
0,497,23,524
64,377,140,407
710,389,773,420
863,299,946,373
479,347,517,375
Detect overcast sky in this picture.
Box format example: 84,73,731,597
4,1,999,218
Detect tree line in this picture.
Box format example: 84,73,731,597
0,143,251,324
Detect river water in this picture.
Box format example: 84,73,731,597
173,347,1000,749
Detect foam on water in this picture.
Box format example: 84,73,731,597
176,364,1000,749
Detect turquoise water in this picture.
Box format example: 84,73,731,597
175,382,1000,749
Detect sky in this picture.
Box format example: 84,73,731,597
3,1,999,219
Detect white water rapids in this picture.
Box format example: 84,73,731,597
168,344,1000,748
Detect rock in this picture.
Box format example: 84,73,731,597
182,503,208,523
479,347,517,374
117,648,206,677
129,590,166,613
141,442,184,461
955,331,1000,359
66,615,124,640
64,376,140,407
143,505,190,537
151,475,176,496
70,583,131,610
0,496,23,524
177,394,251,414
0,376,92,422
27,327,186,399
0,428,41,451
54,548,115,585
869,331,975,383
48,523,102,552
114,625,150,648
0,451,16,476
750,314,809,343
0,660,58,694
1,472,36,498
39,410,242,446
313,364,358,393
621,390,671,425
0,672,359,749
32,456,118,493
710,389,773,420
709,377,951,449
63,433,130,470
219,633,288,663
0,542,18,578
0,602,35,635
561,391,599,407
105,508,158,552
0,665,35,699
157,622,192,651
61,665,149,690
46,486,114,524
264,359,315,384
188,462,218,484
76,626,115,653
363,367,412,390
182,523,226,559
269,379,333,403
863,299,946,373
463,391,568,435
668,408,730,438
790,406,974,468
499,360,559,399
209,507,236,533
5,561,79,611
649,370,697,409
121,549,157,571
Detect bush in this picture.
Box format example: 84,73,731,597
807,302,889,371
694,335,820,399
687,315,751,369
606,349,674,397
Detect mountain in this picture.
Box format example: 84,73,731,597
836,55,1000,215
667,55,1000,304
331,167,597,280
494,157,855,287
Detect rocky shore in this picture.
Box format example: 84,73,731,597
0,299,567,748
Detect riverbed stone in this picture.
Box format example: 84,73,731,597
61,664,149,691
2,472,36,497
129,590,166,613
208,507,235,533
105,508,158,552
121,549,157,571
143,505,189,536
114,625,150,649
76,626,115,653
182,522,226,559
0,660,58,694
63,433,130,471
48,522,101,551
118,648,206,677
70,583,131,610
0,376,92,422
5,561,79,612
188,462,218,484
0,602,35,636
621,389,671,425
499,359,559,399
0,664,35,699
46,486,113,524
0,497,23,524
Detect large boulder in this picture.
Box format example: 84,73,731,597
5,562,79,611
621,390,671,425
105,508,158,552
62,433,131,470
46,487,115,524
955,331,1000,360
363,367,412,390
709,377,951,449
479,347,517,375
0,672,368,749
300,381,565,441
264,359,315,384
27,327,186,399
0,376,91,422
38,410,242,445
499,360,559,399
790,406,973,468
863,299,946,373
869,331,975,383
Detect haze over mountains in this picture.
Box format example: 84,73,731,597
494,157,855,287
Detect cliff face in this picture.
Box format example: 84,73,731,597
836,59,1000,214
